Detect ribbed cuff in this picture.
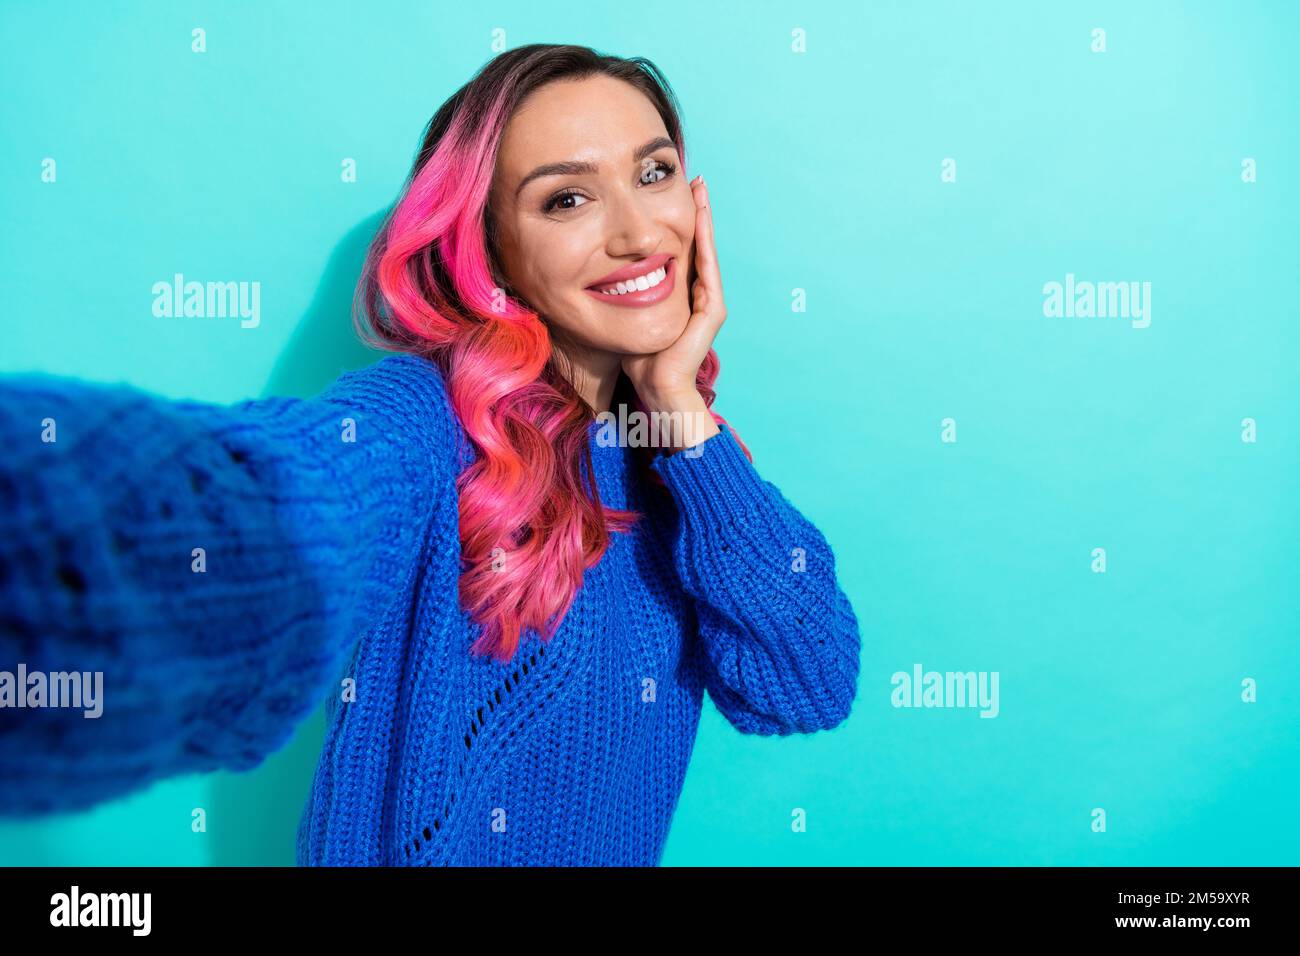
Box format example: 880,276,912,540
650,424,773,528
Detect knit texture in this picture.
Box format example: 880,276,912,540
0,353,861,865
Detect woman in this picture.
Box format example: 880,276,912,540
0,44,861,866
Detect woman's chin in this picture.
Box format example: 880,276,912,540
623,315,689,354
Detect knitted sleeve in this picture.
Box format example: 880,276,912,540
0,353,460,816
650,425,862,735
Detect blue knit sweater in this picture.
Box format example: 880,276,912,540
0,353,861,865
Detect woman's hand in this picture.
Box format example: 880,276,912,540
621,175,724,453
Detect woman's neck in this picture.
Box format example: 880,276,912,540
552,341,622,416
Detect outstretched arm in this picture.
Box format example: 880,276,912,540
0,353,460,816
650,425,862,735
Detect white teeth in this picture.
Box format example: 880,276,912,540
596,265,667,296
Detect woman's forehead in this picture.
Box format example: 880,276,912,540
497,77,669,182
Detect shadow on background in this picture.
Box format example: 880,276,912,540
264,210,394,400
207,210,395,866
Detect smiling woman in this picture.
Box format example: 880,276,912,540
357,49,736,661
0,42,862,866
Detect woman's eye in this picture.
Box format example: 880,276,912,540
641,159,677,185
544,189,588,213
542,160,677,214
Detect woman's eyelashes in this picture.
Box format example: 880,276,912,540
541,159,678,214
543,188,587,214
641,158,678,186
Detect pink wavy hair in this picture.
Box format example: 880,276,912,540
354,44,750,663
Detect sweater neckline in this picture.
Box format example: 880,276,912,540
587,416,630,460
454,419,633,482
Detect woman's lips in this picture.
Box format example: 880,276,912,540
584,257,676,308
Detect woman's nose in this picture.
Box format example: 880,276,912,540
603,184,659,252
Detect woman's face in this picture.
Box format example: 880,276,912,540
489,74,697,360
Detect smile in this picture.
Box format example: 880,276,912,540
584,257,676,308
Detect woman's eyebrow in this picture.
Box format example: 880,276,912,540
514,136,676,200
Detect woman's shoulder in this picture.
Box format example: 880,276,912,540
318,351,472,476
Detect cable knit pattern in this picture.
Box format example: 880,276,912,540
0,353,861,865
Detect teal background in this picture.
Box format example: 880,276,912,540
1,0,1296,866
